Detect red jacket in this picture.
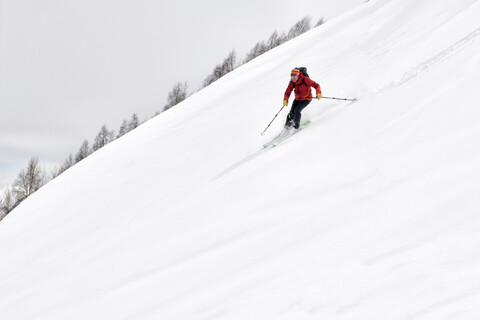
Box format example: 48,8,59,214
284,74,321,101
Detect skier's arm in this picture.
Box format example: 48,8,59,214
284,81,294,101
305,77,321,95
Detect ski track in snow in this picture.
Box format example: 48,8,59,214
216,100,356,180
214,148,267,180
379,27,480,92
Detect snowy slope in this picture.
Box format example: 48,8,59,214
1,0,480,319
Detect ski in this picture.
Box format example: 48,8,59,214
263,120,311,148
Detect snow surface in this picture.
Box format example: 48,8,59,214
1,0,480,319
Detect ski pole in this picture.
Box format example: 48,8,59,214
261,105,285,135
319,96,357,101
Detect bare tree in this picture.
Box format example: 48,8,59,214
75,140,91,163
204,64,224,88
116,113,140,138
315,17,327,27
50,166,60,180
267,30,287,50
164,82,189,111
13,157,45,200
222,50,237,74
117,119,129,138
52,153,74,179
93,125,114,152
287,16,312,40
202,74,215,88
1,189,14,219
60,154,74,174
202,50,238,87
128,113,139,131
244,41,269,63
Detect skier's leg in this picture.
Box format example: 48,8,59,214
284,113,293,128
293,100,311,129
285,100,300,128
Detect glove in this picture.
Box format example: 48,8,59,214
283,99,288,106
316,93,322,100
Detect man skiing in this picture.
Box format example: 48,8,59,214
283,68,322,129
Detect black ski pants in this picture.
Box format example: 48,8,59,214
285,99,311,129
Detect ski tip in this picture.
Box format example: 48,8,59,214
301,120,312,127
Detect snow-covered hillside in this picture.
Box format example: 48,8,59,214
1,0,480,319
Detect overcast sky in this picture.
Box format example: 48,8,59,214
0,0,364,192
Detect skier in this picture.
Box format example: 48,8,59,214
283,68,322,129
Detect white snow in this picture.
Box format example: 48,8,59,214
1,0,480,319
